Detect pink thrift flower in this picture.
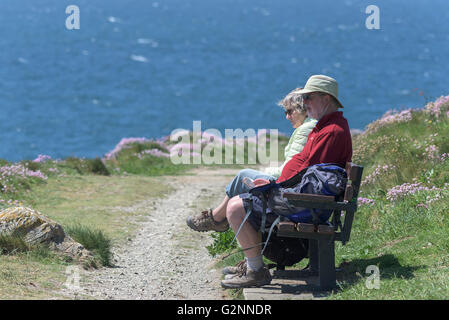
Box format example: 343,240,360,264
104,137,151,160
33,154,52,163
357,197,375,206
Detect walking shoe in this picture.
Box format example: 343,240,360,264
186,209,229,232
221,267,272,289
222,259,247,276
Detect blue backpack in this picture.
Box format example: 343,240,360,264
232,163,347,256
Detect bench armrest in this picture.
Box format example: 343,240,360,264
282,192,335,203
283,192,356,211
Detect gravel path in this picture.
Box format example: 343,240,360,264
66,167,239,300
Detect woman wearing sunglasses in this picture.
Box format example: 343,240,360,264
186,87,317,233
262,88,318,179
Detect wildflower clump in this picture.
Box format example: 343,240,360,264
385,181,449,206
364,108,415,134
351,94,449,226
423,144,439,161
361,164,397,186
424,95,449,119
441,153,449,162
104,137,154,160
102,130,288,176
0,163,48,195
386,182,432,202
32,154,52,163
357,197,375,207
137,149,170,159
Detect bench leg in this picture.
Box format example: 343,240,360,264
276,265,285,271
318,239,336,290
308,239,319,274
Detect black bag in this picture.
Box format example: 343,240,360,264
262,232,309,267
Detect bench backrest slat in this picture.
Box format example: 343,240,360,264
341,162,364,244
344,162,364,202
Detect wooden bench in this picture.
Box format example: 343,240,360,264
275,162,364,290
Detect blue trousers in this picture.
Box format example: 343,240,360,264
225,169,274,198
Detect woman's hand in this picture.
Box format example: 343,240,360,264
253,178,270,187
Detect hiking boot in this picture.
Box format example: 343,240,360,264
186,209,229,232
222,259,247,276
221,267,272,289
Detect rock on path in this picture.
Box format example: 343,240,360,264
68,167,239,300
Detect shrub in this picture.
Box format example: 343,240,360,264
59,157,110,176
206,229,238,257
0,234,31,254
86,158,110,176
65,224,113,267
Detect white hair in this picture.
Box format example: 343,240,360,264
277,87,307,113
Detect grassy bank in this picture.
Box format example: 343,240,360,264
0,130,287,299
208,95,449,299
329,95,449,299
0,174,174,298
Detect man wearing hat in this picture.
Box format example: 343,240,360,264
220,75,353,289
275,74,351,183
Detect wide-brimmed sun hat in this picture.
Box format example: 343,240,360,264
296,75,344,108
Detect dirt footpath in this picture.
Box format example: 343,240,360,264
69,167,240,300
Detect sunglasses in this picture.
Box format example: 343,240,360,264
284,109,295,116
302,92,324,101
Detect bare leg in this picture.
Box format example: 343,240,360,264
211,195,229,222
226,196,262,258
220,196,272,288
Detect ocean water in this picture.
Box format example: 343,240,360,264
0,0,448,161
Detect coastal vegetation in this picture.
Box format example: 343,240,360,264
1,95,449,299
0,130,286,298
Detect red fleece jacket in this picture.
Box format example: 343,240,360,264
276,111,353,183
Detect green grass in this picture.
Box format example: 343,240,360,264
327,99,449,299
0,234,33,254
65,224,113,267
57,157,111,176
0,233,75,263
329,193,449,299
0,133,289,207
207,229,238,257
108,152,193,176
0,130,288,299
20,174,173,242
0,233,73,299
0,174,173,299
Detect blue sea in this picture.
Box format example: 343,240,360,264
1,0,448,161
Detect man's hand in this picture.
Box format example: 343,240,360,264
253,178,270,187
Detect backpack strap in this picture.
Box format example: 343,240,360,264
249,189,268,234
230,197,254,246
231,180,280,249
249,180,281,254
261,215,281,256
248,180,279,234
261,194,267,233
